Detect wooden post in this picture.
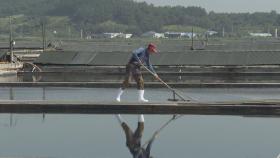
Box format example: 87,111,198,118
80,29,83,39
42,22,46,51
205,31,209,46
191,27,194,50
68,26,71,39
9,16,14,62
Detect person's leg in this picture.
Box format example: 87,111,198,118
116,64,131,102
122,122,135,150
116,115,143,155
131,64,148,102
116,114,134,143
115,114,124,125
133,74,148,102
135,75,144,90
134,114,144,138
121,72,131,90
122,122,134,143
116,88,124,102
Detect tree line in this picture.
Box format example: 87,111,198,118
0,0,279,37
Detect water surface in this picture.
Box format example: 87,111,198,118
0,88,280,158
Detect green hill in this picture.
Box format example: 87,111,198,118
0,0,279,37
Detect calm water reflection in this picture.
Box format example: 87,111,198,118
0,114,280,158
0,88,280,158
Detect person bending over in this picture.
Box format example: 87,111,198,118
116,114,155,158
115,43,159,102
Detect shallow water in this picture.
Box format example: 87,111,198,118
0,88,280,158
1,114,280,158
1,87,280,102
5,72,280,83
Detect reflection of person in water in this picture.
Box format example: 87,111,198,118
116,114,155,158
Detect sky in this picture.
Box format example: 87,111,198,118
134,0,280,13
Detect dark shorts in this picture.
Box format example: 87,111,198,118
121,122,144,152
121,63,144,90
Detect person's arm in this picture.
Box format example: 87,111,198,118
146,56,160,80
146,56,155,74
145,135,156,156
132,48,143,63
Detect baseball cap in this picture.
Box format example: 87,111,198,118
147,43,158,53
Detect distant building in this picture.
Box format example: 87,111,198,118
164,32,183,38
141,31,165,38
165,32,197,39
205,30,218,36
86,35,92,40
249,33,272,37
91,33,133,39
118,33,133,39
103,33,121,38
182,32,197,38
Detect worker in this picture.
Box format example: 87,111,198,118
116,43,159,102
116,114,155,158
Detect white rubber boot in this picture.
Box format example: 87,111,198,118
138,114,144,123
115,114,124,125
116,88,124,102
138,90,148,102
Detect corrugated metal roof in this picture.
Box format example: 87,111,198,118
89,52,131,66
34,51,77,65
35,51,280,66
70,52,97,65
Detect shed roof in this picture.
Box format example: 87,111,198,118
34,50,280,66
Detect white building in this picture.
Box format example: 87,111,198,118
181,32,197,38
165,32,197,38
103,33,121,38
249,33,272,37
102,33,133,39
164,32,183,38
205,30,218,36
141,31,165,38
118,33,133,39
